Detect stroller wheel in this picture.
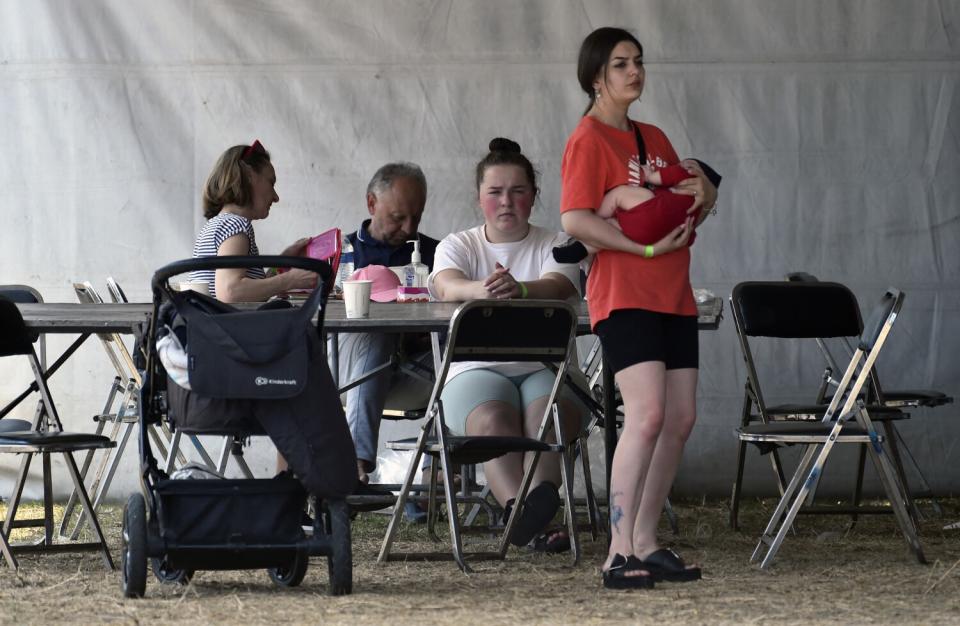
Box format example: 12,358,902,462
268,549,308,587
121,494,148,598
324,498,353,596
151,558,194,585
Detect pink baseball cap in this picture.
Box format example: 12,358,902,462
350,265,401,302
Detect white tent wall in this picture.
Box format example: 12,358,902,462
1,1,958,500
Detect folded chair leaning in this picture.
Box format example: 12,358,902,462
733,284,925,569
785,271,953,515
0,294,115,570
104,277,224,477
58,281,217,541
378,299,581,573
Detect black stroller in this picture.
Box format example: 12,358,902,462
121,256,357,597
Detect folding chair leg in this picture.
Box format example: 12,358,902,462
463,483,496,528
216,437,232,475
769,448,789,496
66,418,126,539
60,384,117,537
42,452,54,545
69,421,135,540
864,436,926,564
0,522,16,569
850,443,868,527
189,434,217,469
664,497,679,535
3,454,32,536
438,444,470,573
61,451,115,570
497,450,547,559
461,464,500,529
730,440,748,530
378,428,430,564
163,429,182,474
427,458,442,543
558,450,580,565
880,421,920,528
752,443,821,567
577,435,602,539
893,427,943,517
148,422,177,466
214,437,254,478
550,406,580,564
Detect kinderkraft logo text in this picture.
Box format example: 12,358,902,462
255,377,298,386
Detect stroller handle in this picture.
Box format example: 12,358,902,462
151,256,333,292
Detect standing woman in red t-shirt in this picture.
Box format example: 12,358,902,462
559,27,717,589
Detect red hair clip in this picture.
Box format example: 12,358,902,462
242,139,265,160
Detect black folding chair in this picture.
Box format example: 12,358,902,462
729,280,915,530
0,286,46,434
0,295,115,570
377,299,581,572
732,285,925,568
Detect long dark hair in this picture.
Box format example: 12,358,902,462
474,137,538,194
577,27,644,115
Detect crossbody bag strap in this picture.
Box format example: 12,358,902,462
632,121,647,166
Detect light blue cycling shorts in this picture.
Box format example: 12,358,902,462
438,367,590,437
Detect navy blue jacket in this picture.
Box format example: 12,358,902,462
346,219,440,271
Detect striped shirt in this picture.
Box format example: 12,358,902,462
189,212,265,295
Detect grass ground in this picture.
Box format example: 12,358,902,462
1,497,959,625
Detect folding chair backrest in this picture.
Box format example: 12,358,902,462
0,295,38,356
428,300,577,419
859,288,902,353
446,300,576,364
830,288,904,419
732,281,862,339
73,281,142,385
0,285,45,367
731,281,864,415
784,272,906,404
106,276,129,304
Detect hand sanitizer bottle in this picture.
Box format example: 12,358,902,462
403,239,428,288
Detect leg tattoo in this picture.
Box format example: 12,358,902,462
609,491,624,535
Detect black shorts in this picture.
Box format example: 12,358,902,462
594,309,699,374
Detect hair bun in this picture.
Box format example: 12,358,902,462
488,137,521,154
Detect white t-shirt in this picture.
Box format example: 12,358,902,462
429,223,581,380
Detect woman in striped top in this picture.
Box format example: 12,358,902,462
190,140,315,302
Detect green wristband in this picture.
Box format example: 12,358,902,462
644,245,655,258
518,282,529,299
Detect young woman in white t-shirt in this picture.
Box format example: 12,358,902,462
428,137,585,553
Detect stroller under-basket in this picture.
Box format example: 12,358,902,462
121,256,357,598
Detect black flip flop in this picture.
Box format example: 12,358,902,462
508,481,561,547
528,528,571,554
639,548,702,582
602,553,655,590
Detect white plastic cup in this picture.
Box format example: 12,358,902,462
342,279,372,319
178,281,210,296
